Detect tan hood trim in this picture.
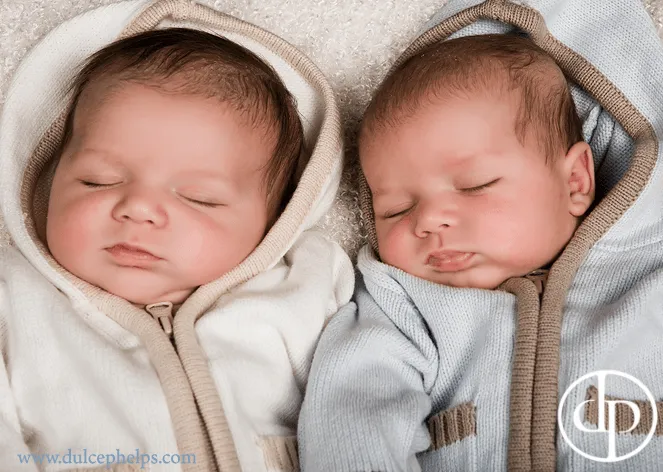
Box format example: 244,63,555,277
500,277,541,471
358,0,659,471
20,0,342,471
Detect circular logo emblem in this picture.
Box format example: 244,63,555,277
558,370,658,463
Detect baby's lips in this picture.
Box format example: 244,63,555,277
426,251,474,271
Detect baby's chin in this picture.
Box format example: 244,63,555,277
77,269,196,306
103,282,194,306
412,264,510,290
427,273,503,290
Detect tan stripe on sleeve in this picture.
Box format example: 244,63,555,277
427,402,477,450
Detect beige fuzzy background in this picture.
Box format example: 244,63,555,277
1,0,663,258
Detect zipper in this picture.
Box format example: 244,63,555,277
145,301,174,337
524,269,549,299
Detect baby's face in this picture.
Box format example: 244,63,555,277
46,83,272,304
362,94,581,289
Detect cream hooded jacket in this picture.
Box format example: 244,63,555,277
0,1,354,471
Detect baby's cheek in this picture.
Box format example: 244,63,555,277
487,214,549,272
177,219,254,284
378,221,415,269
174,220,217,266
48,198,101,255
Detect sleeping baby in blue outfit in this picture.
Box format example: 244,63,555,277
298,0,663,470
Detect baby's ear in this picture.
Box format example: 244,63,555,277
563,141,595,217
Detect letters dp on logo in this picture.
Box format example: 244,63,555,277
558,370,658,463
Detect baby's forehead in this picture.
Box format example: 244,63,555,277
363,74,567,166
63,88,272,168
72,79,276,142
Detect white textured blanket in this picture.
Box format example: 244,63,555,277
1,0,662,257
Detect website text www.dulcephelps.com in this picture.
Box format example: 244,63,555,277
17,448,196,469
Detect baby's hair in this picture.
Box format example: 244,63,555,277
361,34,583,162
60,27,305,222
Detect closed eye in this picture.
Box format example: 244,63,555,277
384,206,413,219
185,198,223,208
79,180,117,188
460,178,501,194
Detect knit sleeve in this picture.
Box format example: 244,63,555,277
298,283,437,472
0,276,38,471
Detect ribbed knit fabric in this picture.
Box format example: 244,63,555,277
301,0,663,471
300,241,663,471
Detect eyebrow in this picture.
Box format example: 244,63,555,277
182,170,231,180
180,174,240,194
370,187,405,199
74,150,228,178
69,148,124,166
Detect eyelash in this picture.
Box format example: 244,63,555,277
461,179,500,194
80,180,113,188
80,181,222,208
186,198,221,208
384,207,413,220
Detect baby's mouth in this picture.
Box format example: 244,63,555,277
106,243,162,265
427,251,474,272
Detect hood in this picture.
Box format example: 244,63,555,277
360,0,663,265
0,0,343,311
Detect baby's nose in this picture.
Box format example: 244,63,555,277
112,189,167,227
413,202,458,238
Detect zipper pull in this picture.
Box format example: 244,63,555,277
524,269,549,298
145,302,174,336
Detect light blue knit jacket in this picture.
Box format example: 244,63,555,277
299,0,663,471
